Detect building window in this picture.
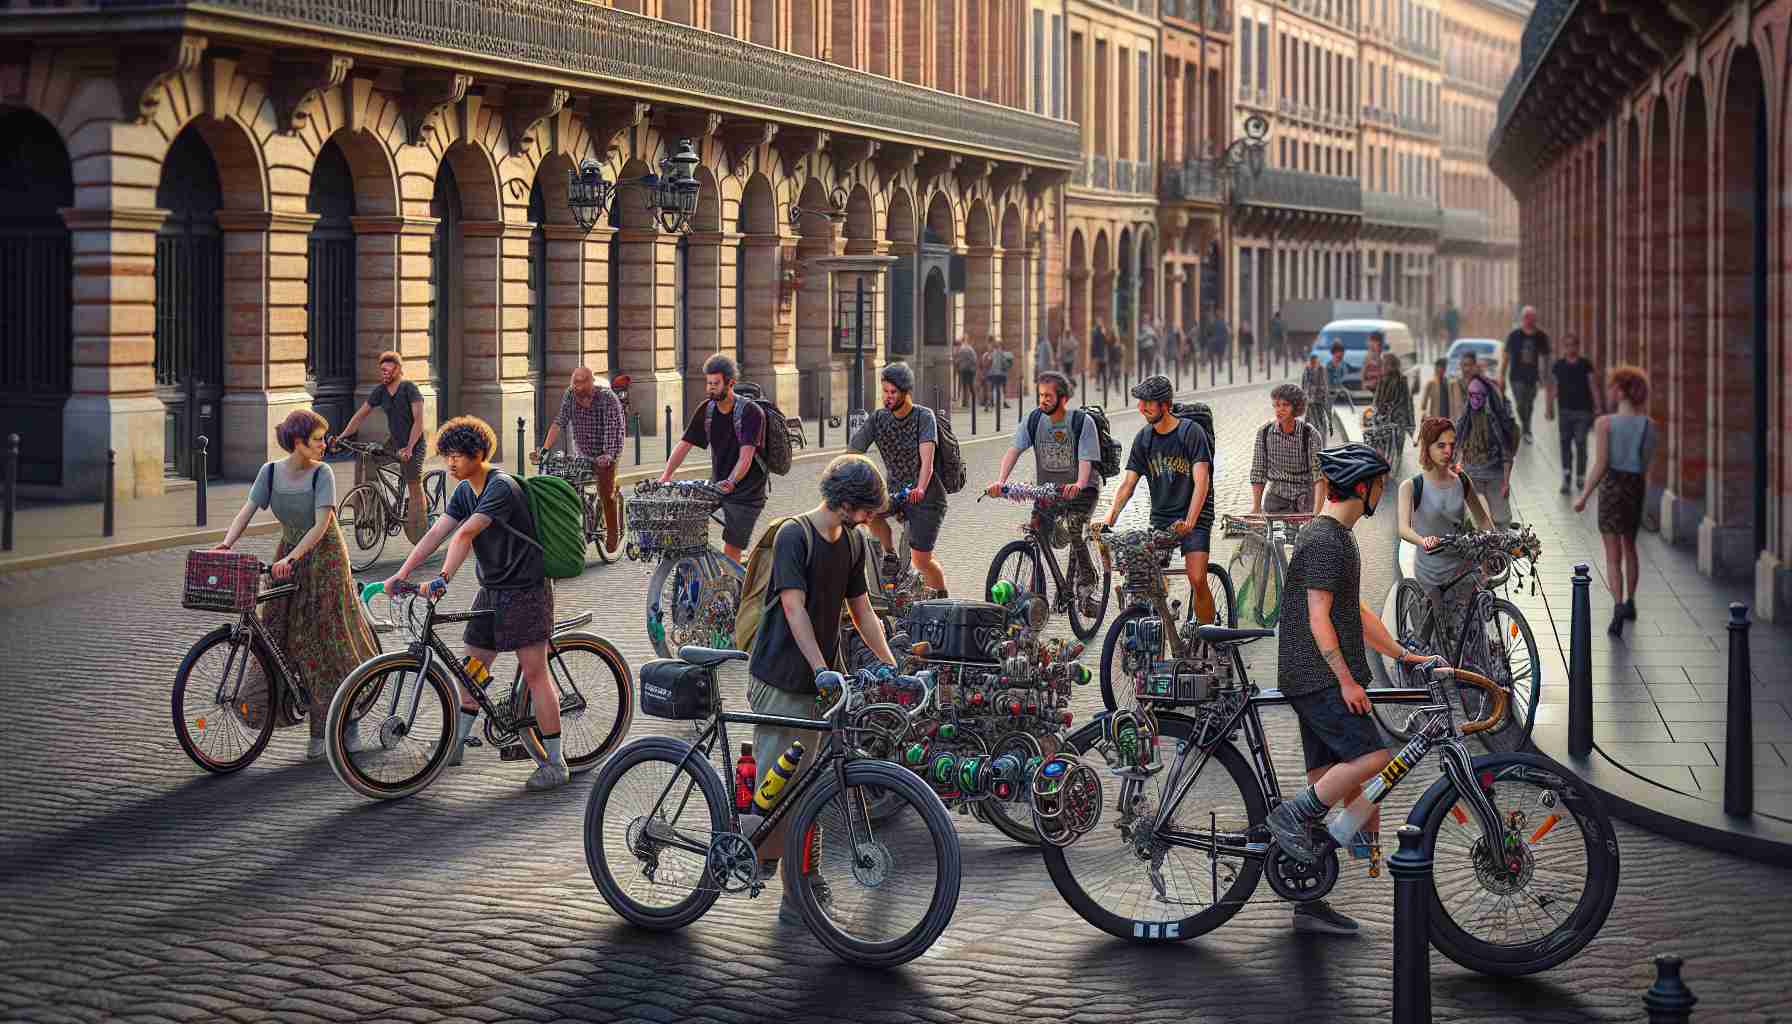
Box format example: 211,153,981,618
1052,16,1064,119
1139,51,1150,163
1257,23,1269,91
1240,17,1253,90
1032,10,1044,114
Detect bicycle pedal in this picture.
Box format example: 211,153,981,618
497,743,530,762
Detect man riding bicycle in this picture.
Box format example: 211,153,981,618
534,366,625,551
659,354,768,563
1249,383,1326,516
336,349,427,541
1262,442,1448,935
987,371,1100,592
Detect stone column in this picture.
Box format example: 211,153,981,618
795,229,839,418
453,219,533,460
683,228,726,416
583,224,616,375
60,207,168,500
350,214,438,441
1000,246,1026,390
738,232,784,406
543,223,590,394
214,210,318,480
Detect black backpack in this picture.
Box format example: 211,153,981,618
1072,406,1124,480
1173,402,1217,460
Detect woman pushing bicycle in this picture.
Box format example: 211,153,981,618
1397,417,1496,643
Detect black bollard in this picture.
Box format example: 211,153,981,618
1246,353,1253,383
819,393,827,449
1643,955,1697,1023
1390,824,1432,1024
195,435,209,528
932,385,942,415
996,383,1003,433
1101,370,1109,406
971,388,978,435
1724,603,1753,816
1079,369,1086,404
664,405,673,461
632,412,642,466
516,417,526,479
103,449,115,539
2,433,16,551
1227,352,1235,385
1569,563,1593,758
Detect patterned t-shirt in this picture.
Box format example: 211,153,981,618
849,405,943,501
1278,516,1369,697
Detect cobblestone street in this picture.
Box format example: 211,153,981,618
4,387,1789,1023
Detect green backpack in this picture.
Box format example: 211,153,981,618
496,472,585,579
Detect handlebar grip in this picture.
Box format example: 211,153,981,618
1434,666,1508,735
359,581,385,603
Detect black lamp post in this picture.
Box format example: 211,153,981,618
567,137,703,234
789,185,850,229
1219,114,1271,213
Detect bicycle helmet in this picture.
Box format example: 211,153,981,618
1318,442,1392,514
1129,374,1174,403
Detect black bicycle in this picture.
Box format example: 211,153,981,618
983,483,1110,642
1090,525,1236,715
333,439,448,572
583,647,961,969
1382,526,1543,754
323,580,634,800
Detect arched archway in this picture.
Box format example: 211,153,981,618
1068,229,1089,358
429,158,465,422
795,177,837,415
526,176,551,441
1116,227,1135,344
1138,229,1157,331
886,187,917,360
964,199,994,349
921,192,955,374
1672,79,1711,542
924,191,955,246
997,204,1025,381
0,109,73,485
923,266,949,351
156,126,226,479
1091,229,1113,338
735,173,778,372
306,138,358,433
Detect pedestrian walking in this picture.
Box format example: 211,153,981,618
1239,322,1255,368
988,343,1013,411
1206,313,1231,368
1301,353,1333,444
848,363,950,595
1269,310,1286,363
1454,373,1517,526
1091,320,1110,393
1397,417,1496,643
213,410,378,760
1059,327,1076,378
1500,305,1551,444
1418,357,1463,422
1575,366,1654,635
336,349,427,541
979,345,995,411
1250,383,1326,515
535,366,625,552
1371,351,1415,439
1442,299,1461,345
1360,332,1386,395
953,337,978,411
1033,332,1055,384
1546,332,1602,495
1136,319,1159,378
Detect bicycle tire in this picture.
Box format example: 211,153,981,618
646,555,700,660
1261,537,1287,625
533,632,635,773
324,651,458,801
171,625,279,774
1375,579,1438,740
338,483,387,572
422,469,448,527
588,491,627,565
1464,599,1540,755
1185,562,1237,629
985,539,1045,610
1098,607,1151,714
1415,751,1620,976
584,737,728,931
1063,536,1110,643
1043,712,1267,943
781,759,961,969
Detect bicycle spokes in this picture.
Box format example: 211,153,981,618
1430,771,1593,949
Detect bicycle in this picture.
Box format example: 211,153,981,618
1091,524,1236,715
172,561,387,773
1381,526,1544,755
1037,649,1620,976
583,647,961,968
537,450,628,565
323,580,634,800
332,439,449,572
1361,410,1407,476
982,483,1111,642
630,480,743,659
1220,512,1313,628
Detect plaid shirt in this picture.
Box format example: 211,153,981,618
555,386,625,462
1250,419,1324,503
1301,363,1331,408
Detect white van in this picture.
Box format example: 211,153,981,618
1308,318,1413,394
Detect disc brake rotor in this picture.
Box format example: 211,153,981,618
851,839,894,888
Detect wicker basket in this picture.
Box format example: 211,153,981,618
624,492,717,560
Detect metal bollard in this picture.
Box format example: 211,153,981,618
103,449,115,538
1101,370,1109,406
932,386,942,416
819,393,827,449
995,384,1003,433
1643,955,1697,1023
3,433,16,551
1390,824,1432,1024
1568,563,1593,758
1227,352,1234,385
664,405,673,461
516,417,526,479
632,412,642,466
195,435,209,528
971,389,978,435
1725,603,1753,816
1080,370,1087,404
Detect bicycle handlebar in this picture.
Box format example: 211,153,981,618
978,482,1070,504
1428,665,1508,736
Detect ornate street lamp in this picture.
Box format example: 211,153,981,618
567,137,704,234
788,184,851,229
1219,113,1271,213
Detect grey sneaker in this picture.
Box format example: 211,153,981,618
1265,801,1321,865
1292,899,1360,936
525,759,570,791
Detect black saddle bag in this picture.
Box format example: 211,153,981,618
639,659,717,720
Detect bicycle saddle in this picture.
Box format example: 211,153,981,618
679,645,749,667
1193,625,1275,646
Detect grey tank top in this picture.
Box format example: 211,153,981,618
1411,473,1470,587
1607,415,1653,474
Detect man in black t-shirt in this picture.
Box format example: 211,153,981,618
849,362,949,594
659,354,768,562
746,455,898,924
338,349,428,540
1264,444,1448,936
1094,375,1219,624
1500,306,1551,444
1546,332,1602,495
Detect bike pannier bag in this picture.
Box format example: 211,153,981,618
905,599,1007,664
497,472,585,579
1077,406,1125,480
182,550,262,613
639,659,717,720
930,408,969,494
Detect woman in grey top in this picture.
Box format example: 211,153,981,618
1396,417,1494,643
1575,366,1654,635
213,409,378,758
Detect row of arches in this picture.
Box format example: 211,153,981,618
1064,222,1161,353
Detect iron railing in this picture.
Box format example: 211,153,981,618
1135,160,1152,195
1236,168,1362,215
1114,158,1134,194
1161,158,1225,201
1362,191,1443,232
1091,154,1110,190
1441,207,1491,244
1492,0,1576,157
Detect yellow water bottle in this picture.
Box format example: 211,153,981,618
753,740,805,812
462,655,492,690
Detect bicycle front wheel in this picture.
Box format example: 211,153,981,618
646,555,703,660
538,632,634,773
422,469,448,527
172,624,278,774
986,539,1045,608
781,759,960,969
1063,536,1111,643
1464,598,1541,754
1418,751,1620,975
584,737,727,931
1098,607,1153,714
1043,713,1267,943
1375,579,1439,741
325,652,457,801
338,483,386,572
1225,537,1267,628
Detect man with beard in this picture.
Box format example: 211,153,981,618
534,366,625,552
988,371,1102,605
659,354,767,562
1454,372,1517,526
849,362,949,594
1093,375,1218,624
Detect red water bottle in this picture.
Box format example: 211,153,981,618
733,743,757,814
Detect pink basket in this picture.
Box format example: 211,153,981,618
182,551,261,614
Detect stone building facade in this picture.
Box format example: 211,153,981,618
1438,0,1521,340
1488,0,1790,617
0,0,1074,499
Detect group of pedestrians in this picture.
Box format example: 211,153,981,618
950,337,1017,412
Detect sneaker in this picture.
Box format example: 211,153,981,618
525,759,570,791
1607,607,1626,637
1623,599,1638,621
1523,432,1534,445
1575,477,1585,493
1292,899,1360,936
1265,801,1321,865
306,736,327,761
1560,477,1572,496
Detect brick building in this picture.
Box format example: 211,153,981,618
1488,0,1789,617
0,0,1074,499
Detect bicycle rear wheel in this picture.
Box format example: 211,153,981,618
584,737,727,931
172,625,278,774
1462,598,1540,754
1417,752,1620,975
986,539,1046,609
1063,537,1110,643
338,483,386,572
1186,562,1237,628
781,759,960,968
536,632,634,773
587,490,627,565
422,469,448,529
324,652,457,801
1043,713,1267,943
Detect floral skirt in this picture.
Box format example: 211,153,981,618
1598,469,1646,536
245,523,380,735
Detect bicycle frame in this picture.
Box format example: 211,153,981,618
213,579,304,712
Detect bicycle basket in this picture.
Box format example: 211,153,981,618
624,491,718,560
182,551,261,613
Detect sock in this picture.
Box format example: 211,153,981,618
1290,786,1330,823
539,731,564,768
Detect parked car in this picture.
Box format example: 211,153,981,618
1309,318,1413,394
1443,338,1502,380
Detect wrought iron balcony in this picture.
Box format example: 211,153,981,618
1494,0,1573,145
1236,168,1362,215
11,0,1079,166
1161,158,1225,202
1441,207,1490,244
1114,158,1135,194
1362,191,1443,232
1091,154,1111,190
1135,160,1152,195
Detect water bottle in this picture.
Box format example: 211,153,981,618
753,740,805,812
462,655,492,690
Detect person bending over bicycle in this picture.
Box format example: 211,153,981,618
849,363,949,595
336,349,427,542
988,370,1100,585
660,354,768,563
534,366,625,551
1262,442,1448,936
1249,382,1326,516
381,416,570,791
1092,375,1218,623
745,454,900,925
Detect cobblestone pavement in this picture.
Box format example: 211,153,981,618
3,387,1789,1023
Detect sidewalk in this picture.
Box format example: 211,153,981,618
1385,408,1792,864
1,363,1300,574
